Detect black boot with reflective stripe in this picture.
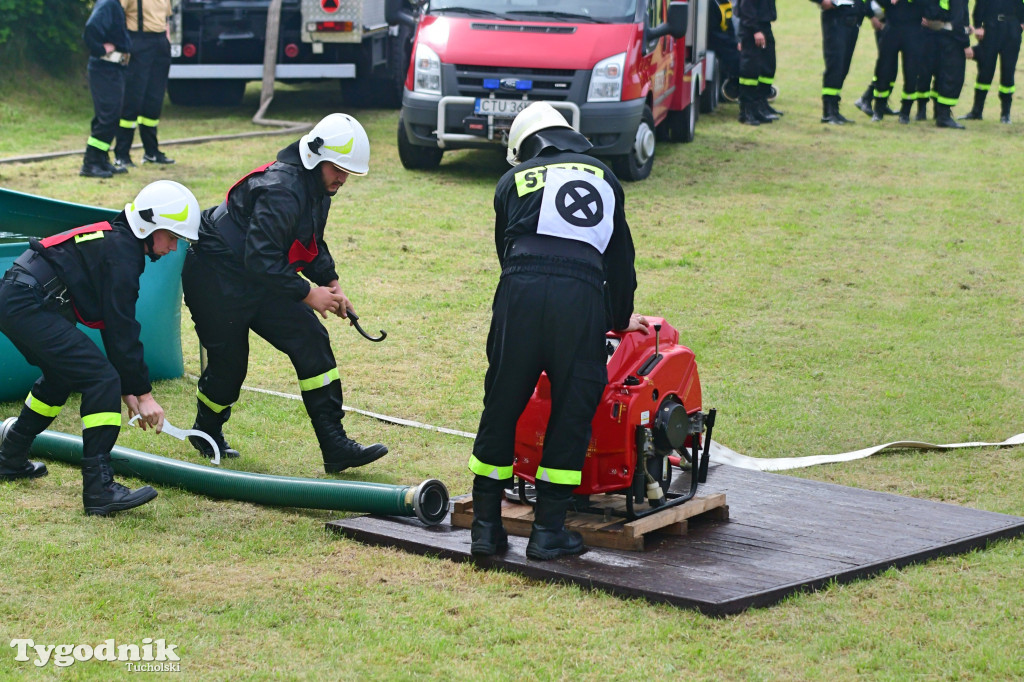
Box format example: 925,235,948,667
525,480,585,561
189,399,240,459
470,475,509,556
81,454,157,516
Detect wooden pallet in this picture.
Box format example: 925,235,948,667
450,492,728,551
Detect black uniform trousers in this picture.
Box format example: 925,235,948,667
918,28,941,100
0,277,121,460
181,249,343,422
738,26,776,103
86,60,125,153
116,31,172,159
973,20,1022,93
934,30,968,105
471,258,609,485
821,11,862,97
875,22,925,102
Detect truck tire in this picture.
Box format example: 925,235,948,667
397,114,443,170
700,61,719,114
612,105,656,182
167,79,246,107
667,78,698,143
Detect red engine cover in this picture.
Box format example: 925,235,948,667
513,317,702,495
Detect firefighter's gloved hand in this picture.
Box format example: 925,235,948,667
304,285,347,319
132,393,165,433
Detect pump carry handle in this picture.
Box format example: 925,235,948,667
347,309,387,343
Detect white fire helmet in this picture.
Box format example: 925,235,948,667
506,101,573,166
125,180,201,242
299,113,370,176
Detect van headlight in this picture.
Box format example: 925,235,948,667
413,44,442,96
587,52,625,102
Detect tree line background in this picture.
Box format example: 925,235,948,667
0,0,93,71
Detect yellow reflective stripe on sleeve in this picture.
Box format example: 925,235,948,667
87,137,110,151
75,232,105,244
535,466,582,486
467,454,513,480
82,412,121,429
197,391,231,414
298,368,340,392
24,392,63,418
137,116,159,128
514,162,604,197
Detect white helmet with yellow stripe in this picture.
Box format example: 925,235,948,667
125,180,201,242
299,113,370,176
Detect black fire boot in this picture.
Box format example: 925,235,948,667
758,83,784,116
737,101,761,126
959,89,986,120
999,92,1012,124
470,475,510,556
872,97,887,122
754,98,779,122
79,145,113,179
81,454,157,516
0,423,47,481
189,400,240,459
916,99,929,121
821,96,846,124
103,151,127,175
935,103,965,129
854,84,874,116
898,100,913,124
304,381,387,473
525,480,585,561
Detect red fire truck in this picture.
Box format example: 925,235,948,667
388,0,713,181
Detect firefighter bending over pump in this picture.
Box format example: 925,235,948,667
469,102,649,561
182,113,388,474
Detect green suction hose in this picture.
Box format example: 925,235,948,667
1,418,449,525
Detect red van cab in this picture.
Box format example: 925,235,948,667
389,0,712,181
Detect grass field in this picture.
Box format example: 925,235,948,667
1,2,1023,679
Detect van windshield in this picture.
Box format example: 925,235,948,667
428,0,637,23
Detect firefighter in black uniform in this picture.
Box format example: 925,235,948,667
181,113,387,474
960,0,1024,122
870,0,927,122
924,0,975,127
114,0,176,169
854,3,892,118
736,0,781,125
708,0,741,103
813,0,872,124
81,0,132,179
468,102,650,561
0,181,200,516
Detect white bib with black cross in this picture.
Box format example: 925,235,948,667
537,167,615,254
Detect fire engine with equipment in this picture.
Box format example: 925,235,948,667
389,0,715,181
512,317,716,520
167,0,414,106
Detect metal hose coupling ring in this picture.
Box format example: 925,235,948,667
408,479,450,526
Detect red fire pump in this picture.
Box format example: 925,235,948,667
511,317,716,520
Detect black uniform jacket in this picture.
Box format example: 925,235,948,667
809,0,871,20
197,141,340,302
29,214,152,396
936,0,972,44
877,0,925,24
83,0,132,59
736,0,777,36
493,150,637,332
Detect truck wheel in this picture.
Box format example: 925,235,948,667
668,78,698,143
700,60,720,114
612,105,656,182
397,114,443,170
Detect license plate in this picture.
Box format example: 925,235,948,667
475,98,531,117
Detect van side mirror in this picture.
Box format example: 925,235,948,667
646,1,689,42
385,0,418,28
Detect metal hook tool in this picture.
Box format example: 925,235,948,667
347,309,387,343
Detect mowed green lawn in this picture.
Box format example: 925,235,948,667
1,2,1022,679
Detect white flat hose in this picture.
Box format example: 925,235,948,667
129,415,222,466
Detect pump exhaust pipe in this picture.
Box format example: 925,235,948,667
1,417,449,525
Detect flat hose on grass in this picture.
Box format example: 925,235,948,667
1,418,449,525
